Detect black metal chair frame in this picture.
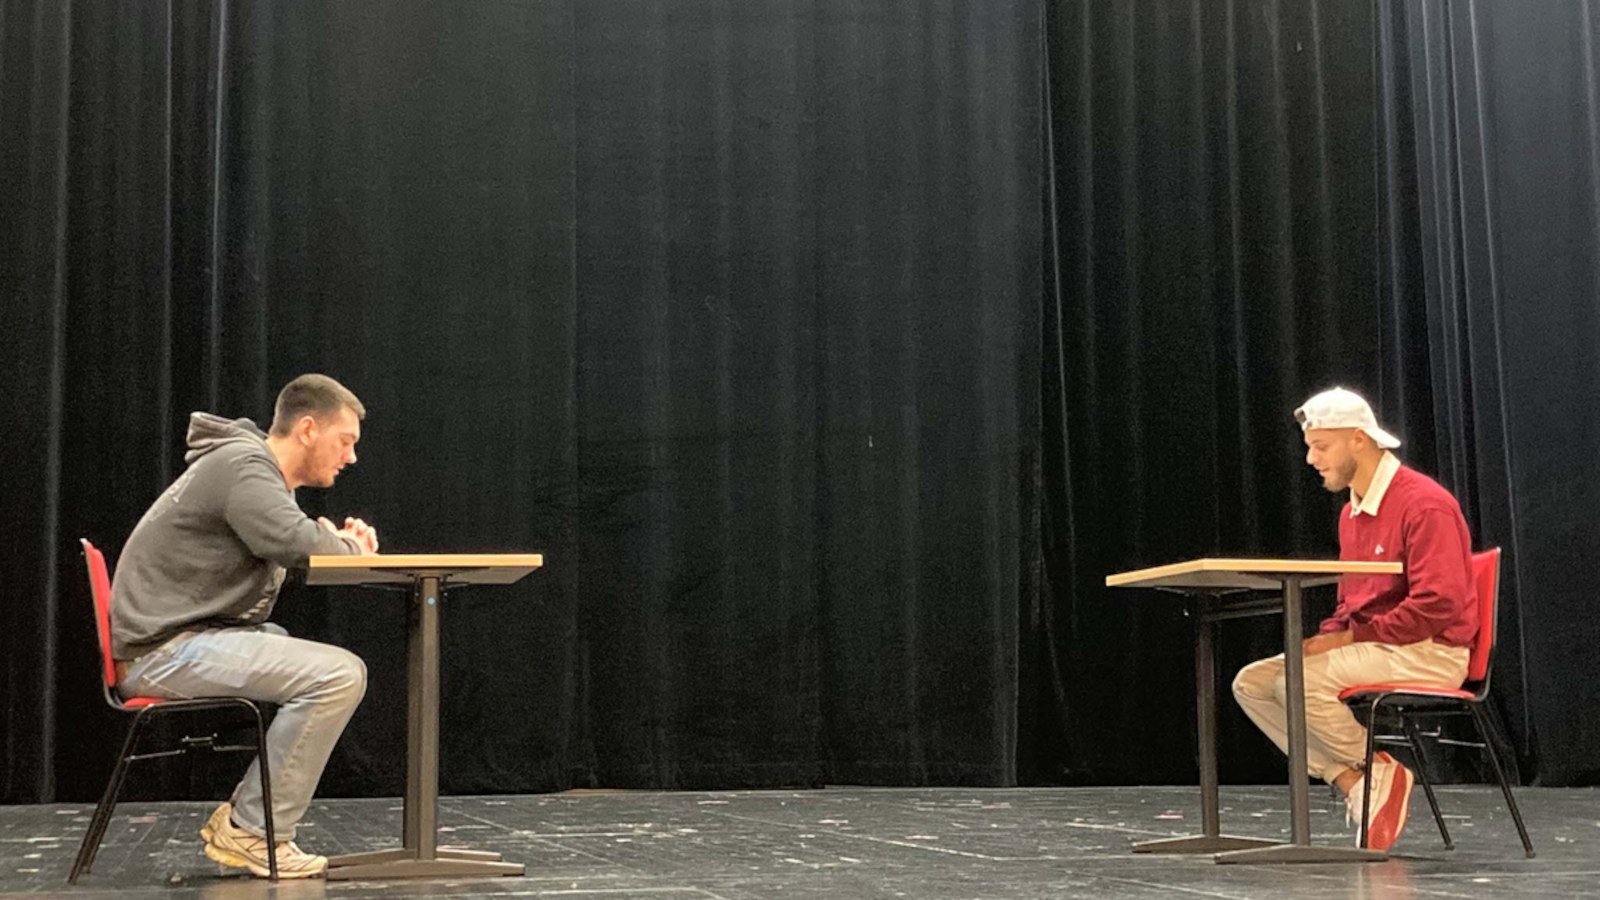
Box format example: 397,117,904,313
1351,689,1532,857
71,541,279,883
1346,550,1534,858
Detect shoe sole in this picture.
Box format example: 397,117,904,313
203,839,324,879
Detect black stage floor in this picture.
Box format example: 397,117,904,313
2,786,1595,898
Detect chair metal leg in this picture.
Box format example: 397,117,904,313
1358,697,1380,849
70,699,285,885
1470,704,1535,858
1399,711,1452,850
70,712,148,883
86,711,155,873
249,703,279,881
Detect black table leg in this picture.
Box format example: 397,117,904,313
1217,576,1385,864
1136,595,1278,854
327,574,523,880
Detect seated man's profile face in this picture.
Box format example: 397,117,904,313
1304,428,1360,493
299,406,362,489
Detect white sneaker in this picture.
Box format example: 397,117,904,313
1345,770,1375,832
202,807,326,879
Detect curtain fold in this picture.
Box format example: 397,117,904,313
1034,0,1383,785
0,0,74,803
1376,0,1600,786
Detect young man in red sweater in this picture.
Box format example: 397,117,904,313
1231,387,1477,851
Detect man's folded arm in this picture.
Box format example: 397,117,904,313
225,456,362,567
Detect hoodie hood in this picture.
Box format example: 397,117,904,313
185,412,269,463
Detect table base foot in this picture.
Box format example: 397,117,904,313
1215,844,1387,865
1133,834,1280,854
326,853,523,880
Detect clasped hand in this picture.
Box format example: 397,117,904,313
317,516,380,554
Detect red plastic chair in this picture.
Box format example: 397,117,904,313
1339,547,1534,856
70,539,279,883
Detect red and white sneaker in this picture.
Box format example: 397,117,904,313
1346,752,1414,851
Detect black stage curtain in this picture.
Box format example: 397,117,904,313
1373,0,1600,787
4,0,1598,805
1035,0,1600,788
1,0,1039,802
1035,0,1385,785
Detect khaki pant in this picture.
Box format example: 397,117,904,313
1232,639,1469,784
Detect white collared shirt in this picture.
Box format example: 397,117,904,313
1349,451,1401,518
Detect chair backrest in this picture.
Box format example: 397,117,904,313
1467,547,1501,685
81,539,118,690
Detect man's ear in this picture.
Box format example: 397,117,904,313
296,415,319,446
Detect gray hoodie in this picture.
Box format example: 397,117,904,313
109,412,361,659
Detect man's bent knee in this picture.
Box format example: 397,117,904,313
1232,659,1277,704
340,651,368,699
1230,669,1253,704
319,649,368,706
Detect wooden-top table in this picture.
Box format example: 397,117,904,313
306,553,543,880
1106,558,1401,864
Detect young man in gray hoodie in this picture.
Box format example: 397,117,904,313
111,374,379,878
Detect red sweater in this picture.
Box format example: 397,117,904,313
1319,464,1478,648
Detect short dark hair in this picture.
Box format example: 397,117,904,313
269,374,366,436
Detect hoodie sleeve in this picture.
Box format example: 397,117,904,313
224,453,362,567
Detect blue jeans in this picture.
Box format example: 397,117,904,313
117,624,367,841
